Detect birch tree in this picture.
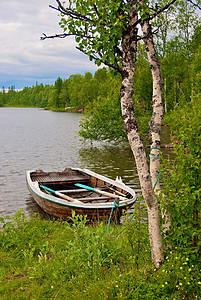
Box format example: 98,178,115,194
42,0,178,267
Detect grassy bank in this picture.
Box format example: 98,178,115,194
0,210,200,300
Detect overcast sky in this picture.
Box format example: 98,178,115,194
0,0,98,89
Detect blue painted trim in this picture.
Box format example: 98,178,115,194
29,184,137,210
75,183,95,191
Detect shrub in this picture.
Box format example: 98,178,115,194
160,97,201,261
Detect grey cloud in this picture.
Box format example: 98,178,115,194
0,0,97,89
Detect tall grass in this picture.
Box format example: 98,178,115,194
0,208,200,299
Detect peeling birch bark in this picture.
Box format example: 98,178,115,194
141,18,171,236
120,0,164,267
141,19,164,193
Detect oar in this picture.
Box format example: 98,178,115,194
75,183,127,201
40,185,81,203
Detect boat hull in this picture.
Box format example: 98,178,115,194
26,168,136,223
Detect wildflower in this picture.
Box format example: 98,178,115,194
198,282,201,285
180,267,183,270
170,251,172,254
116,285,118,288
165,282,168,285
51,286,54,289
189,268,191,272
186,258,189,261
166,256,168,259
175,257,178,259
162,285,164,288
175,247,177,249
179,283,182,286
184,277,186,279
162,269,165,272
187,282,190,285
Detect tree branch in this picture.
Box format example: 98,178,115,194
41,33,74,40
187,0,201,9
53,0,96,24
76,47,122,74
133,0,178,28
41,31,95,41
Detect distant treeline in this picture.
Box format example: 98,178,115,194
0,25,200,114
0,68,121,111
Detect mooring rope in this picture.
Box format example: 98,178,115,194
107,146,162,238
107,200,136,238
149,146,161,159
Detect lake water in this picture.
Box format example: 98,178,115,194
0,107,171,220
0,108,137,219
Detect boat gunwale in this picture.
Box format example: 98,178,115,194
26,168,137,210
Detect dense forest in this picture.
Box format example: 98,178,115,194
1,20,200,113
1,4,200,142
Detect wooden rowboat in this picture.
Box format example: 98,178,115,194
26,167,137,222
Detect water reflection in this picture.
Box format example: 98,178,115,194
0,108,173,220
79,145,140,191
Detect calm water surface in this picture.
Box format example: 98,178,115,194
0,108,171,219
0,108,142,219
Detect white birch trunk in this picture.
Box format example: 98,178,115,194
120,0,164,267
141,20,164,193
141,18,171,238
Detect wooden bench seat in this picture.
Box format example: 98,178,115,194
57,188,88,193
75,196,113,202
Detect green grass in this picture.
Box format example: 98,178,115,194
0,210,200,300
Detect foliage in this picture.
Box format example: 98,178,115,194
78,70,126,142
0,209,200,299
152,1,201,111
78,54,152,143
57,0,129,70
79,94,125,142
1,21,200,116
133,46,153,111
115,249,201,299
160,97,201,260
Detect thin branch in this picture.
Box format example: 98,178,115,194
137,24,162,41
41,31,95,41
52,0,96,24
76,47,122,74
152,0,178,18
54,0,116,30
187,0,201,9
41,33,74,40
93,4,99,17
133,0,178,28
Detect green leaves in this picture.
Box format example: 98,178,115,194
57,0,127,69
160,97,201,261
137,1,151,21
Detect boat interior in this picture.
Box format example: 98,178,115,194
30,169,131,204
